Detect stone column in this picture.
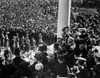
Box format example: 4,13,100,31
57,0,71,37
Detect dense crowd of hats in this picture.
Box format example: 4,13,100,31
0,12,100,78
0,0,58,36
0,0,100,78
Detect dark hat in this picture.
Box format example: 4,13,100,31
14,48,20,56
62,27,68,31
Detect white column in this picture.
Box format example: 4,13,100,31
57,0,71,38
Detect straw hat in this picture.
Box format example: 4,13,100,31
35,62,43,71
76,57,86,61
78,28,86,33
92,46,100,58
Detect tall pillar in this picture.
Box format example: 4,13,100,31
57,0,71,38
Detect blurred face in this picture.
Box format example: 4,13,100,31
57,38,62,44
22,36,24,40
65,28,68,33
81,31,85,35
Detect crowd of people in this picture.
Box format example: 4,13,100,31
0,11,100,78
0,0,58,34
72,0,100,8
0,0,100,78
0,27,56,78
